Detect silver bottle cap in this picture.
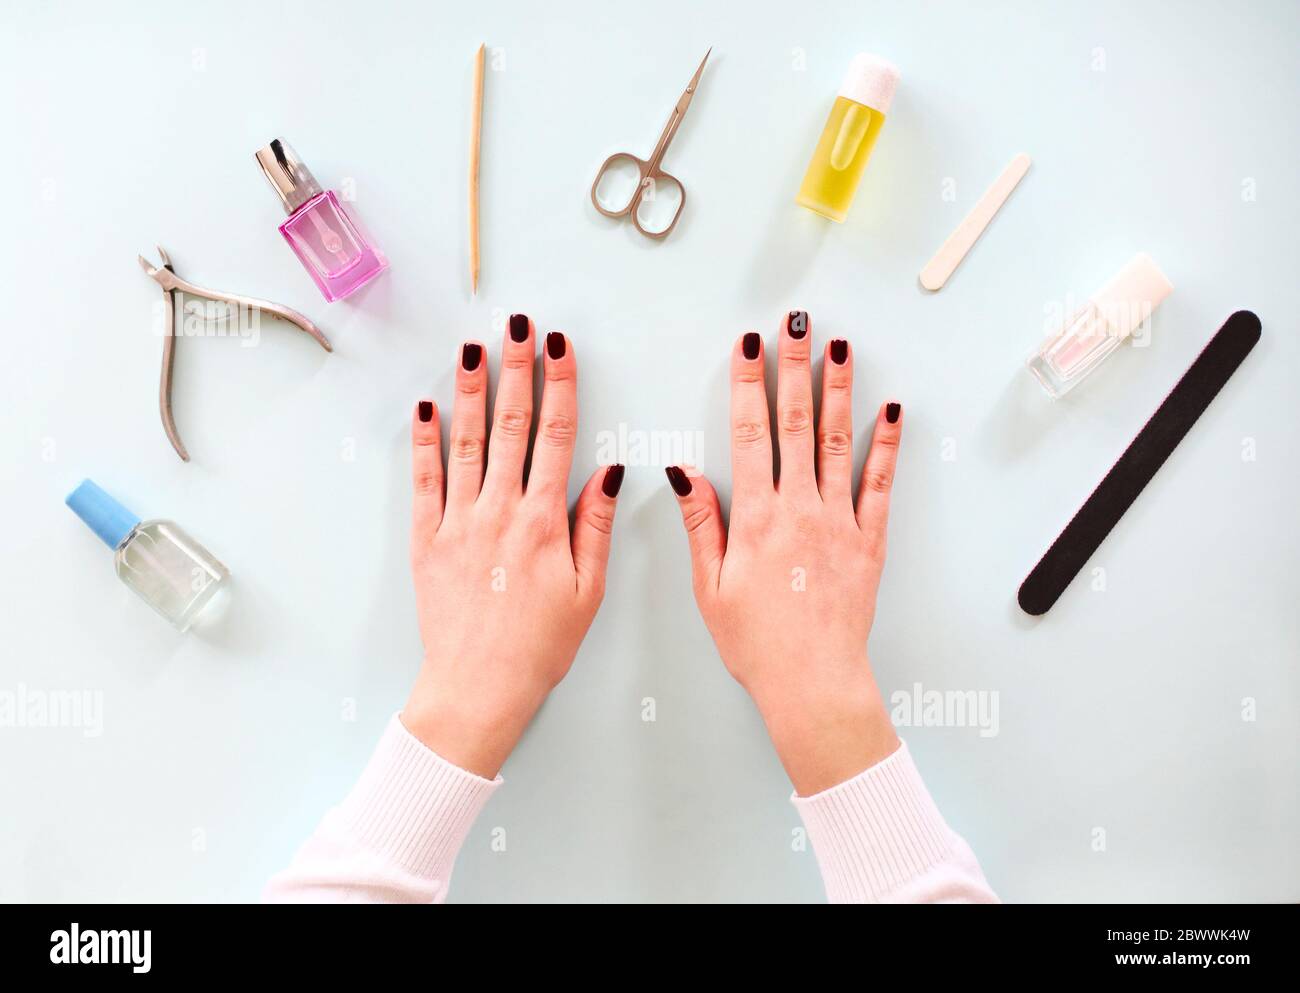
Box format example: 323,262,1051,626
255,139,324,214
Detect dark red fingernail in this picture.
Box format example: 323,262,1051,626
418,400,434,423
462,343,483,371
830,339,848,365
742,332,761,360
546,331,566,359
665,465,692,496
509,313,529,343
886,402,901,423
788,311,808,340
602,464,626,497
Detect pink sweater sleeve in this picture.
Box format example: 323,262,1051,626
266,720,993,903
263,714,500,903
792,740,998,903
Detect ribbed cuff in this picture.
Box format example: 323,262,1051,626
791,741,958,903
331,713,501,882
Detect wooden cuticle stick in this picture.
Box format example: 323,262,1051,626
469,42,485,294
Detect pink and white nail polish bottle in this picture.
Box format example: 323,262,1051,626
255,138,388,302
1027,253,1173,398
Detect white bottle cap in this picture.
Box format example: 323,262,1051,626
1091,253,1174,341
837,54,900,115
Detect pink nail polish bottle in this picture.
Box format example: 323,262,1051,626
1026,253,1173,398
255,139,388,302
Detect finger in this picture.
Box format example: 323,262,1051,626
445,341,488,515
411,399,444,540
856,401,904,549
526,330,577,502
572,463,624,604
480,313,536,502
817,338,854,507
665,465,726,598
776,310,817,497
730,331,774,498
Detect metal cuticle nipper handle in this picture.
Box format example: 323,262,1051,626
138,245,332,462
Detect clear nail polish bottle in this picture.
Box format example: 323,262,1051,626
66,479,230,631
255,138,389,302
1027,253,1174,398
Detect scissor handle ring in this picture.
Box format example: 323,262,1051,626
629,167,686,240
590,152,650,218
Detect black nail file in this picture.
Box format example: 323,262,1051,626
1018,310,1261,616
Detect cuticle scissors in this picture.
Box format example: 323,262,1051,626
590,48,712,240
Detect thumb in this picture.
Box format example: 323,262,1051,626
572,464,624,602
665,465,726,596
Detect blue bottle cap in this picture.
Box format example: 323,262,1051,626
66,479,141,550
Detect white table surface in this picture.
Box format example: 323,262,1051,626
2,0,1296,903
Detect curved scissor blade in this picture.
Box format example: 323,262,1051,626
676,47,711,113
688,48,711,91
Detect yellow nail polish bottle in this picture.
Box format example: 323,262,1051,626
796,54,900,223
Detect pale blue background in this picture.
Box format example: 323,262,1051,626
1,0,1296,902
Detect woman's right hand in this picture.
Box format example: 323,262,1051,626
402,316,623,779
666,312,904,796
